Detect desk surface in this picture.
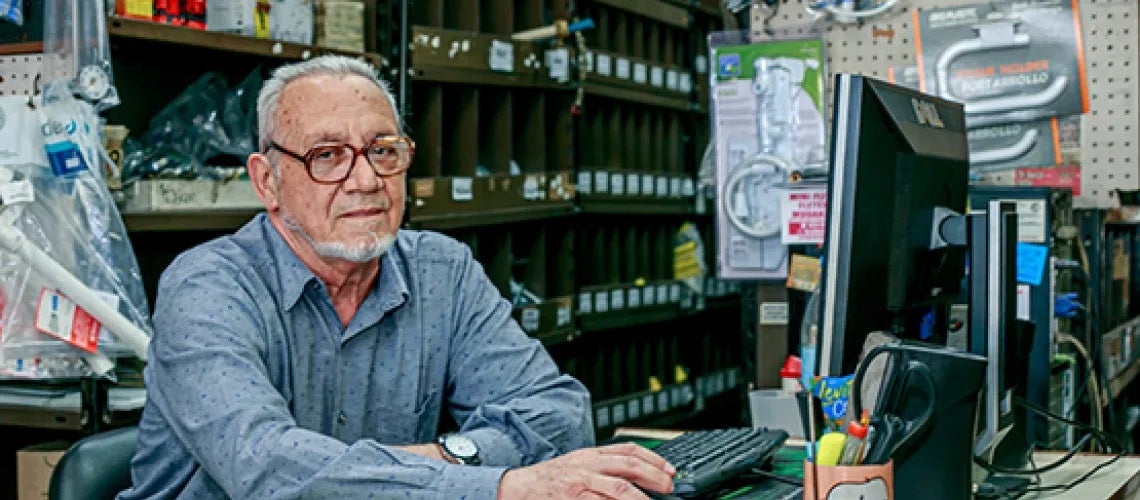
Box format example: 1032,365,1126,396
1031,451,1140,499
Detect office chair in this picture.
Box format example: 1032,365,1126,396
49,426,137,500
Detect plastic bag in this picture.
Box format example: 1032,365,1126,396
0,94,152,379
0,0,23,25
41,0,120,110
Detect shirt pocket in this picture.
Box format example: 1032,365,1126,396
371,403,431,445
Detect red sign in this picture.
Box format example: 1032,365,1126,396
1014,166,1081,195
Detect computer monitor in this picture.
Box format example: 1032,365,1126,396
816,74,970,378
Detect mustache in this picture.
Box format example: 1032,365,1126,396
336,197,392,213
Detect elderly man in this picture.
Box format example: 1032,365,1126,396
118,55,674,499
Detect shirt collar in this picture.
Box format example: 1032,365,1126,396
260,214,410,313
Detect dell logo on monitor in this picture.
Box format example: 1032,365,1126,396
911,98,946,128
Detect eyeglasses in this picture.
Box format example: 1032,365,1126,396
266,136,416,184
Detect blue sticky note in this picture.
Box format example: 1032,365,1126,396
1017,243,1048,286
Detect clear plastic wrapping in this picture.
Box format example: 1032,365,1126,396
0,93,152,379
41,0,120,110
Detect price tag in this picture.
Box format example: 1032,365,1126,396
615,58,631,80
681,384,694,403
556,305,571,326
670,178,682,197
626,174,640,196
633,62,648,84
641,174,654,196
489,40,514,72
578,292,593,314
682,178,695,197
715,372,726,393
628,288,642,308
727,369,737,389
594,291,609,313
522,175,542,200
666,69,680,91
650,66,665,87
545,47,570,82
656,177,669,198
0,180,35,204
610,174,625,196
610,288,625,310
451,177,474,201
584,50,595,73
656,284,669,303
680,289,693,309
643,286,656,306
679,73,692,93
642,395,655,415
596,54,612,76
612,403,626,425
628,399,641,420
595,406,611,428
657,391,670,411
521,308,540,332
694,55,708,74
594,171,609,193
577,171,592,195
695,294,705,311
671,386,684,405
669,284,681,303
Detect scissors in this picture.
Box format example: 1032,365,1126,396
852,343,938,464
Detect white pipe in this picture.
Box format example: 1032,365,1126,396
0,226,149,360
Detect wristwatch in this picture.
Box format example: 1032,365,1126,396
437,433,481,465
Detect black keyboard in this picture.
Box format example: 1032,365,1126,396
652,428,790,498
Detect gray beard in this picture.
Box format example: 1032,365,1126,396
281,212,395,262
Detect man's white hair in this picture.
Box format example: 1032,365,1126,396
257,55,403,153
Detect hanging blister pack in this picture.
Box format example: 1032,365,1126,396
41,0,120,110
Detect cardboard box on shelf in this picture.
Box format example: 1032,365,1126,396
209,0,313,44
266,0,314,45
17,442,70,500
315,1,365,53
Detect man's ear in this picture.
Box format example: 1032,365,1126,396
248,153,280,211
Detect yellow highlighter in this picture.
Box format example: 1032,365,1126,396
815,432,847,466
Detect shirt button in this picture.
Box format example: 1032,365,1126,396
337,411,348,425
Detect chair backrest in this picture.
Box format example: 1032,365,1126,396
49,426,138,500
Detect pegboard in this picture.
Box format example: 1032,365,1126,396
753,0,1138,208
0,53,42,97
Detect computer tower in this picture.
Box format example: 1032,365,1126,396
968,186,1073,452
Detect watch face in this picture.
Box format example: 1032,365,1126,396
445,435,478,457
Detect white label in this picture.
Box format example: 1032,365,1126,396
577,171,593,195
627,174,640,196
715,372,726,393
633,62,648,84
451,177,474,201
642,394,655,415
681,179,695,197
657,391,670,410
616,58,631,80
522,175,542,200
594,291,609,313
641,175,654,196
670,178,682,197
610,288,625,310
611,174,625,196
680,384,694,404
1017,284,1032,321
680,289,693,309
0,180,34,204
656,284,669,303
679,73,693,93
34,289,100,352
656,177,669,198
596,54,612,76
694,55,708,74
629,288,642,308
650,66,665,87
521,308,540,332
584,51,595,73
595,406,610,428
727,369,737,388
545,48,570,82
489,40,514,72
666,69,680,90
556,305,571,327
671,386,684,405
627,399,641,420
760,302,790,325
1014,199,1048,243
644,286,656,306
612,403,626,424
669,284,681,303
780,188,828,245
594,171,609,193
579,292,593,314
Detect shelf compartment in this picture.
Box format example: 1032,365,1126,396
410,26,565,89
577,281,684,333
592,382,696,431
407,172,575,229
512,297,576,346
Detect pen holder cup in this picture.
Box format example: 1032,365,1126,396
802,459,893,500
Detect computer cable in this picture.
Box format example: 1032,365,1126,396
721,153,790,239
1056,332,1103,437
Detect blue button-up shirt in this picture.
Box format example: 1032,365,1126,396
119,213,593,499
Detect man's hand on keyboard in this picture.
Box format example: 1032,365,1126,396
497,442,676,499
